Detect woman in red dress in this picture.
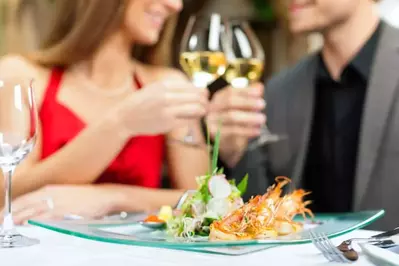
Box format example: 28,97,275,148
0,0,209,223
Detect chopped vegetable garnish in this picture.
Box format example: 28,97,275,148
165,121,249,239
144,215,165,223
208,174,232,198
158,205,173,222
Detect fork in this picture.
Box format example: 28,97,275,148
309,229,353,264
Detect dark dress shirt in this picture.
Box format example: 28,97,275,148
303,24,382,212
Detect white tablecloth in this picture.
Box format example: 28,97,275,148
0,226,379,266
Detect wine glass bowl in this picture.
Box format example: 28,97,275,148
223,21,265,88
179,13,228,88
170,13,229,148
0,77,39,248
223,20,285,148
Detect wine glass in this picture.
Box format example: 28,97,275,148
223,20,285,150
171,13,228,148
0,77,39,248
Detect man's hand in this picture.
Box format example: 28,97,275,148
206,82,266,167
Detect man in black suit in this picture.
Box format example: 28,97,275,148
207,0,399,229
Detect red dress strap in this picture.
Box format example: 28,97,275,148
133,73,143,89
42,67,64,103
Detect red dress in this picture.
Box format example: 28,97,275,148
39,68,165,188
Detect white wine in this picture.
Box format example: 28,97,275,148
180,51,227,87
224,58,264,88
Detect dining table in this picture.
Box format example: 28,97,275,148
0,225,382,266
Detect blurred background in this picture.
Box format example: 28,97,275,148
0,0,314,80
0,0,397,78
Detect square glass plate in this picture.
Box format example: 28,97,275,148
28,210,384,255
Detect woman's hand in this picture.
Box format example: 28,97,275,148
1,185,120,225
115,80,209,137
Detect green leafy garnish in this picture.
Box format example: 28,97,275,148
167,120,251,239
206,123,211,175
211,119,222,174
203,217,217,226
199,181,212,204
237,174,249,196
197,228,210,236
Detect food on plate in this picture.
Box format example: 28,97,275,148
144,215,165,223
209,176,314,240
166,172,248,238
148,125,312,241
146,122,249,237
143,205,173,223
158,205,173,222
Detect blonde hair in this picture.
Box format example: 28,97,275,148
25,0,176,67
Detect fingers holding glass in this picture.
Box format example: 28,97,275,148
171,13,229,148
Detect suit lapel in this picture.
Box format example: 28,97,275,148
289,56,318,187
354,22,399,209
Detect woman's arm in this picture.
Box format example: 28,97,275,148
7,183,187,224
12,114,130,197
3,56,202,202
0,56,132,202
166,121,209,188
2,58,208,203
151,68,209,189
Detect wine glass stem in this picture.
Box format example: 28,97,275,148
260,124,270,135
184,80,206,141
1,165,16,236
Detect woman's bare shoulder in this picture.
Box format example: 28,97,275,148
0,54,51,105
0,54,49,75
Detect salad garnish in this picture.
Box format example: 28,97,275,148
166,123,248,238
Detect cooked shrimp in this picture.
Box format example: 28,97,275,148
209,177,313,240
276,189,314,220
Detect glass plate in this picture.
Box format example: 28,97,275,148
28,210,384,255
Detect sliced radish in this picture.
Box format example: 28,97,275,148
206,198,231,217
208,174,232,199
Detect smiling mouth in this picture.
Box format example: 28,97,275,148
146,11,166,28
288,2,308,13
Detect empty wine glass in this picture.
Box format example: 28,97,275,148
0,77,39,248
171,13,228,148
223,20,285,150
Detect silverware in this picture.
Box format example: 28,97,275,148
338,227,399,252
310,227,399,263
309,229,354,263
175,190,196,210
139,221,166,230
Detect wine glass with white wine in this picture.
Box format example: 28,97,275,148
0,77,39,248
172,13,228,147
223,20,285,150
